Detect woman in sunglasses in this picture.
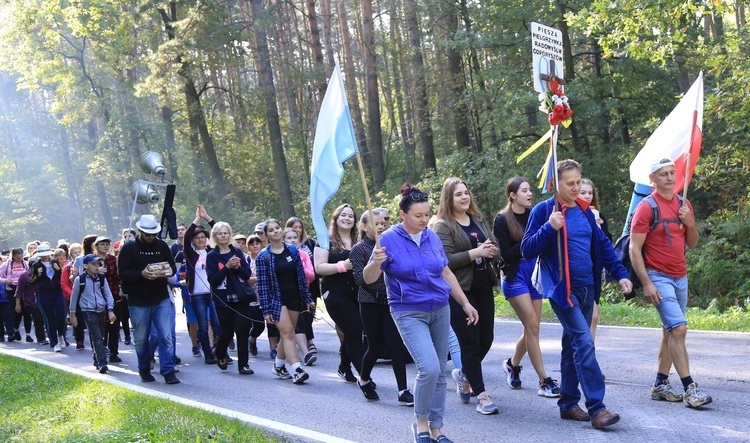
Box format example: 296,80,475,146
365,183,478,443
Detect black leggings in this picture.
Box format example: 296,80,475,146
248,304,265,339
360,302,408,390
324,285,364,373
449,271,495,394
215,303,251,368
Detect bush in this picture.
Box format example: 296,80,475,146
686,212,750,310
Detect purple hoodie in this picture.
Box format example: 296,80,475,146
379,224,451,312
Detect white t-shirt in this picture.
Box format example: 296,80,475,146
192,250,211,295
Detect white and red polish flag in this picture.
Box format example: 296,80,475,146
629,71,703,193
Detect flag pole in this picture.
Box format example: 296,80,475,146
551,125,562,281
355,152,380,249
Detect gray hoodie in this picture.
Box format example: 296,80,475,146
69,273,114,313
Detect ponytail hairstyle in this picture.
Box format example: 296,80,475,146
499,177,529,243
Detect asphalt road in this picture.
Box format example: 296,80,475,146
2,299,749,443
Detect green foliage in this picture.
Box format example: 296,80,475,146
686,212,750,310
0,355,283,443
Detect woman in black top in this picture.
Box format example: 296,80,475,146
314,203,364,382
493,177,560,398
31,244,67,351
351,208,413,405
206,222,255,375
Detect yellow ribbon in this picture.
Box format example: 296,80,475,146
537,148,554,188
517,128,553,163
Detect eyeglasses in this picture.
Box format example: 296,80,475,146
409,191,429,202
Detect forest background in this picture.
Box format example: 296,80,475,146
0,0,748,310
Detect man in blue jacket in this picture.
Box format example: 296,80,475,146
521,159,632,429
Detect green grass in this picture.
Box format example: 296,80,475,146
0,355,283,443
494,292,750,332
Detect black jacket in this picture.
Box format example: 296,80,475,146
118,236,176,306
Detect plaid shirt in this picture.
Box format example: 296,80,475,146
103,254,121,301
256,243,312,322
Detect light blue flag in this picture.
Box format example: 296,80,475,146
310,62,359,250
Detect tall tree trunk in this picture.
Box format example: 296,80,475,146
158,3,229,202
404,0,436,169
250,0,295,220
460,0,493,151
59,126,85,238
319,0,336,68
161,106,179,181
388,0,416,179
441,0,474,152
87,119,116,236
360,0,385,189
337,0,371,171
305,0,328,103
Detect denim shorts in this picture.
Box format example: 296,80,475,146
648,269,688,330
502,259,543,299
184,301,197,323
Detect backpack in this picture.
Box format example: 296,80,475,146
610,195,684,296
76,274,106,310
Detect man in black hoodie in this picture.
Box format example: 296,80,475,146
118,214,179,384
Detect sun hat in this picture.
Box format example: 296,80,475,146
136,214,161,234
36,244,54,257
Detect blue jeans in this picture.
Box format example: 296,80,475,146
549,285,606,418
191,292,220,357
129,297,175,375
392,305,450,429
37,290,67,348
647,269,688,330
448,327,461,370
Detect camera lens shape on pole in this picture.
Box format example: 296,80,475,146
139,151,167,177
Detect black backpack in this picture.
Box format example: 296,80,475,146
610,195,684,297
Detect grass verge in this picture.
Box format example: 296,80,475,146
494,292,750,332
0,355,282,443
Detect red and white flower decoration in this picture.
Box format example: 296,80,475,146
538,77,573,127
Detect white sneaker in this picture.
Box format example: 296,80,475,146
53,344,62,352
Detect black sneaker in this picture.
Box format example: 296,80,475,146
13,331,22,341
139,369,156,382
337,367,356,383
174,356,182,365
109,355,123,363
273,365,292,380
25,335,34,343
98,364,108,374
39,340,49,346
164,372,181,384
228,339,235,350
205,356,218,365
76,342,85,350
248,341,258,356
226,355,234,364
398,389,415,406
358,380,379,400
124,337,131,345
217,358,228,370
239,365,254,375
292,367,309,384
304,352,317,366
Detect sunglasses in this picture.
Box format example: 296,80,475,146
408,191,429,202
141,232,157,237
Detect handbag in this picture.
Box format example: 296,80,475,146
231,274,257,304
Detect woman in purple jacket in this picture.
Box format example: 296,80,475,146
364,183,478,443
